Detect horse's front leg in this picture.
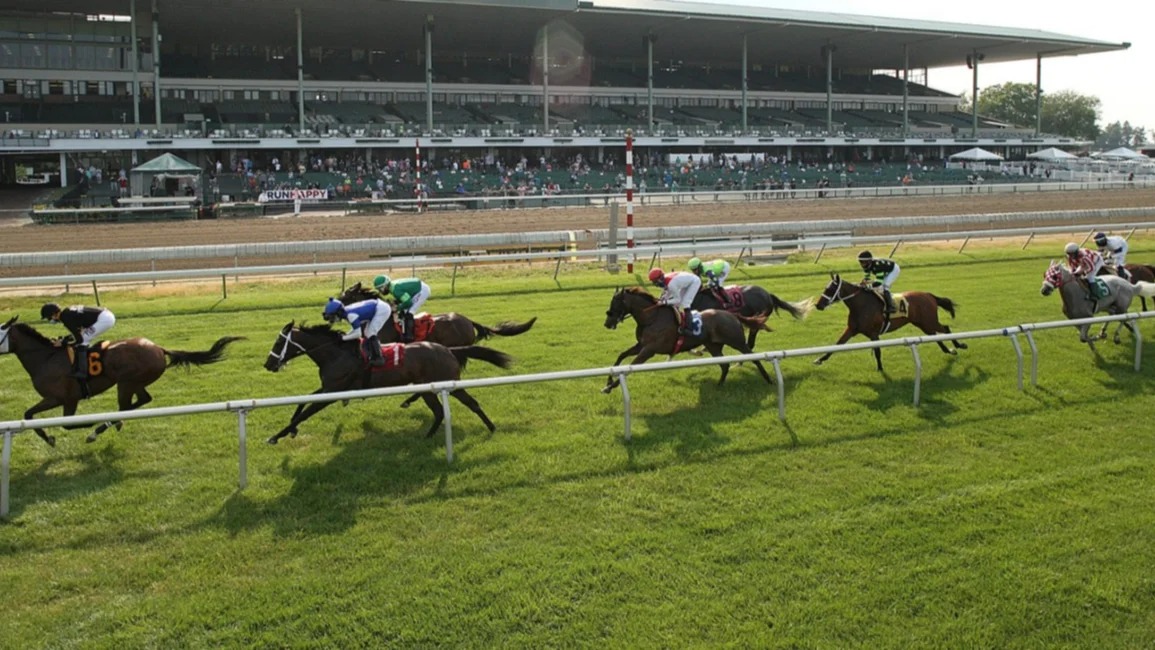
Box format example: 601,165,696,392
22,397,73,447
602,342,643,393
268,397,336,444
814,327,856,366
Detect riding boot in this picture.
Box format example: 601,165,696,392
402,311,416,342
72,344,88,380
365,336,386,367
679,308,693,335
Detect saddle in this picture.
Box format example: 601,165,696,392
714,286,745,311
392,312,435,341
1084,277,1110,300
360,342,406,371
868,287,908,317
65,341,110,378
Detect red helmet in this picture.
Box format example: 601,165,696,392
648,268,664,283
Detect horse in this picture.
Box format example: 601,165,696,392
692,284,811,349
263,321,513,444
812,274,966,371
1042,262,1155,346
0,316,242,447
1098,263,1155,311
337,282,537,347
601,287,774,393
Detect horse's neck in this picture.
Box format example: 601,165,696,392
9,332,60,375
299,333,355,366
625,295,661,322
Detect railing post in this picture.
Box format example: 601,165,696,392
957,236,970,254
771,358,785,421
1,430,11,518
889,240,902,258
1008,332,1024,391
439,389,454,464
451,263,460,297
813,242,827,264
620,372,632,441
236,408,249,490
91,280,101,306
1024,329,1039,386
1133,318,1142,372
1022,232,1035,250
910,343,922,406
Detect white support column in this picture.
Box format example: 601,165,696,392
541,23,549,132
823,44,835,134
902,44,909,136
296,8,305,134
130,0,140,127
425,15,434,135
741,35,748,133
151,0,161,129
1035,54,1043,137
970,50,984,138
646,34,655,131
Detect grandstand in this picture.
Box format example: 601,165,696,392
0,0,1129,197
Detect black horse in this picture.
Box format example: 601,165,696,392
263,321,512,444
692,284,811,348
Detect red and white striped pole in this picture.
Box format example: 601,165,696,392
625,128,634,273
415,137,423,213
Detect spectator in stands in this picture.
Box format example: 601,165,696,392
648,267,701,335
374,274,431,343
40,302,116,380
858,250,899,322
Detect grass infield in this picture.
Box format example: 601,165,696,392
1,238,1154,648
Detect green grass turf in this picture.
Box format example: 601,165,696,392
1,239,1154,648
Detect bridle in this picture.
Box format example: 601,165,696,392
818,276,857,307
0,325,11,353
605,294,631,327
267,327,308,369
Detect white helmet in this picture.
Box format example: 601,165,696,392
1064,242,1079,256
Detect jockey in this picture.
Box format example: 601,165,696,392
1093,231,1130,281
1065,242,1106,298
857,250,899,318
374,274,431,343
649,267,702,335
41,303,116,380
688,257,732,302
323,296,391,367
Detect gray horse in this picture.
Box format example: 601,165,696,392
1040,261,1155,346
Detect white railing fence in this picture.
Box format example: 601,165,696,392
1,311,1149,517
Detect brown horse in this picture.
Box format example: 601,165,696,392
0,315,242,447
601,287,773,393
812,274,966,371
1099,264,1155,311
692,284,811,349
263,321,513,444
337,282,537,346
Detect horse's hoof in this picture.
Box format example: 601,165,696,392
399,401,411,409
948,350,958,356
812,359,824,366
289,430,298,439
956,343,968,350
114,422,123,432
341,399,350,407
266,437,279,445
86,433,98,443
46,436,56,448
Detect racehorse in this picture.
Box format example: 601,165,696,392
0,316,242,447
1042,262,1155,346
812,274,966,372
337,282,537,346
692,284,811,349
601,287,773,393
1098,263,1155,311
263,321,512,444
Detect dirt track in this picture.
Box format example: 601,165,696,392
2,188,1153,277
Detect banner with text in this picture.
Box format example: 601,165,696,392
258,189,330,203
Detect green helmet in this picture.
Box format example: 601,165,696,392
373,274,391,292
688,257,702,271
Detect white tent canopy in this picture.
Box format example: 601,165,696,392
949,147,1004,161
1092,147,1149,160
1026,147,1078,161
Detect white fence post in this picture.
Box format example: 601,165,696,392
620,372,632,441
440,390,454,464
909,343,922,406
1024,330,1039,386
236,409,249,490
1008,332,1025,391
1,431,11,518
771,358,785,421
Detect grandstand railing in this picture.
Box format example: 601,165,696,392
1,311,1147,517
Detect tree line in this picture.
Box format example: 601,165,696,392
960,82,1149,148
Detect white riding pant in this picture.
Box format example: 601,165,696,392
664,274,702,309
403,284,432,314
706,263,731,288
344,304,392,341
879,265,900,289
80,310,116,345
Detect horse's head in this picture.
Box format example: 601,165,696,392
604,288,628,330
265,320,306,372
338,281,380,306
1041,261,1067,296
815,273,847,311
0,315,18,354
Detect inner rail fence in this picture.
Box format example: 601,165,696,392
2,218,1154,299
2,311,1149,517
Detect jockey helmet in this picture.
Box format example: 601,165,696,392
648,268,665,284
688,257,702,271
1064,242,1080,256
40,303,61,321
858,250,873,261
1093,232,1108,246
373,274,391,293
322,298,345,321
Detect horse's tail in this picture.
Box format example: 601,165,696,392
770,294,812,320
1143,265,1155,280
735,314,771,332
164,336,245,368
1133,281,1155,298
450,345,514,370
471,317,537,341
933,295,958,319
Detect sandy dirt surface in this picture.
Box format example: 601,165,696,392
1,188,1153,277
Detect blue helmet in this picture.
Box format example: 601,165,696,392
1093,232,1108,246
322,298,345,321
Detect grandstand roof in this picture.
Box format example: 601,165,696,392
19,0,1129,70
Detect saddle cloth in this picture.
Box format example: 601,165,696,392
362,342,406,371
393,312,435,341
65,341,110,377
718,286,745,310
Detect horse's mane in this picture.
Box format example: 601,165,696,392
339,285,380,304
299,322,344,341
13,322,56,346
623,286,658,303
